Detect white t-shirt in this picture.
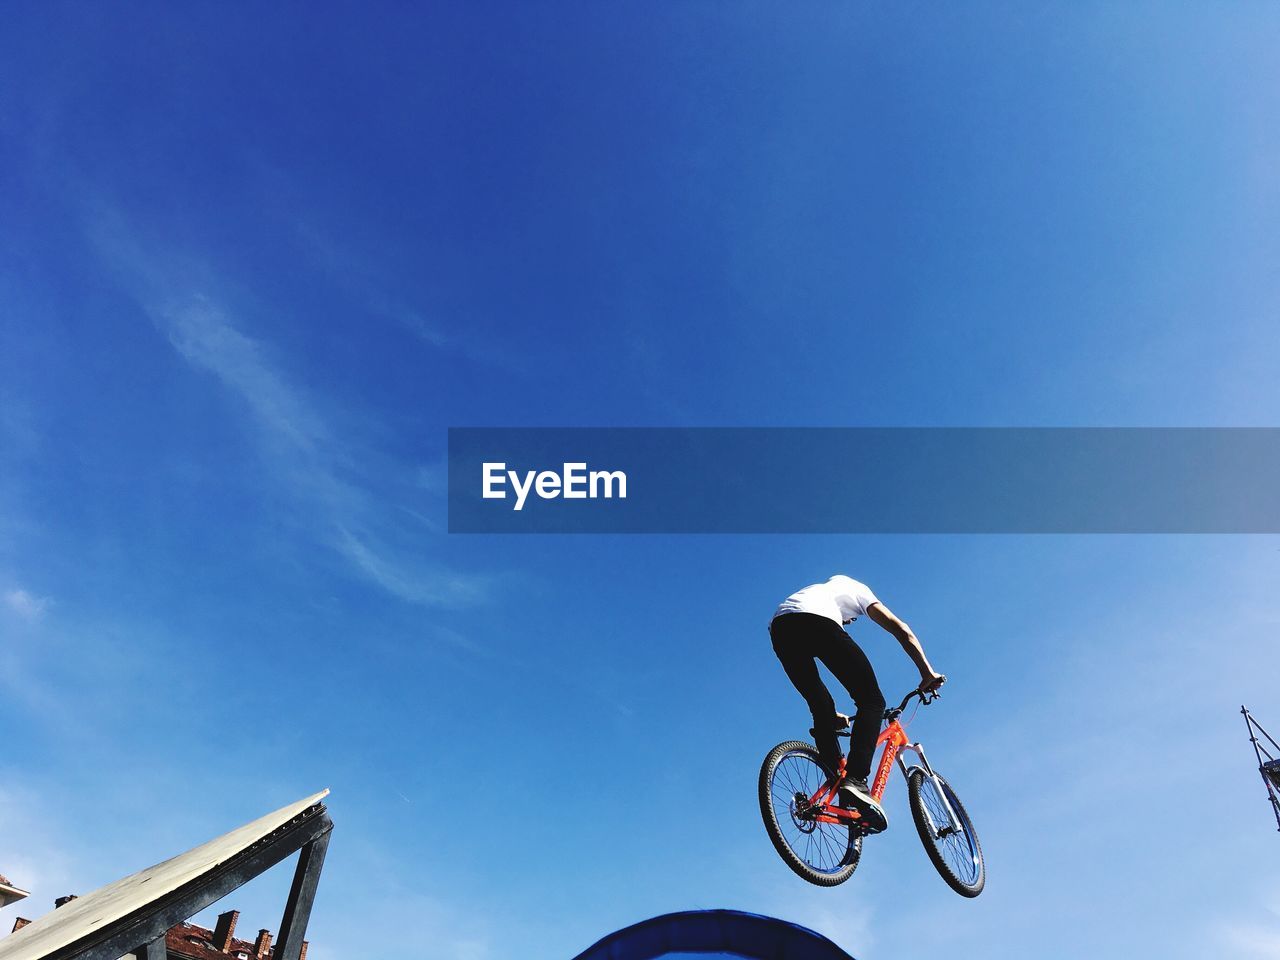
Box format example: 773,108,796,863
773,575,881,626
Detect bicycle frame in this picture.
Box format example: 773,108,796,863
804,694,963,838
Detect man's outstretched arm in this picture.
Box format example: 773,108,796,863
867,602,945,692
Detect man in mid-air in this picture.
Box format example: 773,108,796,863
770,574,945,832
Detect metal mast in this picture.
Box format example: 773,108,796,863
1242,705,1280,832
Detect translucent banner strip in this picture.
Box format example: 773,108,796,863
447,428,1280,533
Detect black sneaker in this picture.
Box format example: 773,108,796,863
838,777,888,833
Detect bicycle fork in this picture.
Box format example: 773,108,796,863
897,742,962,839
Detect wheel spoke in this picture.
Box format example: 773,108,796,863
914,775,981,888
767,750,851,876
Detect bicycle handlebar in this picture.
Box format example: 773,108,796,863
887,677,947,719
816,678,948,739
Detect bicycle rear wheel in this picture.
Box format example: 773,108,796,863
758,740,862,886
907,767,985,897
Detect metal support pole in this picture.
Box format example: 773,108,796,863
274,827,332,960
1243,705,1280,833
131,935,167,960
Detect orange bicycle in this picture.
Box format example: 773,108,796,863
758,686,985,896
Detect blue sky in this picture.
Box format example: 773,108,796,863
2,4,1280,959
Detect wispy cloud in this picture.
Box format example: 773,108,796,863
290,218,535,374
0,785,79,908
1221,925,1280,960
299,843,502,960
161,297,327,453
334,526,486,608
397,310,452,351
88,215,486,612
1215,889,1280,959
4,587,50,620
155,295,485,609
752,876,876,955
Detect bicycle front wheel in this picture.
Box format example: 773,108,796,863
758,740,862,886
907,767,985,897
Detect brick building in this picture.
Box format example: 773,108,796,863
160,911,306,960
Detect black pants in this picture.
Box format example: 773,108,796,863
770,612,886,780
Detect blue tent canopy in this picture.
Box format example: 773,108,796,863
571,909,856,960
